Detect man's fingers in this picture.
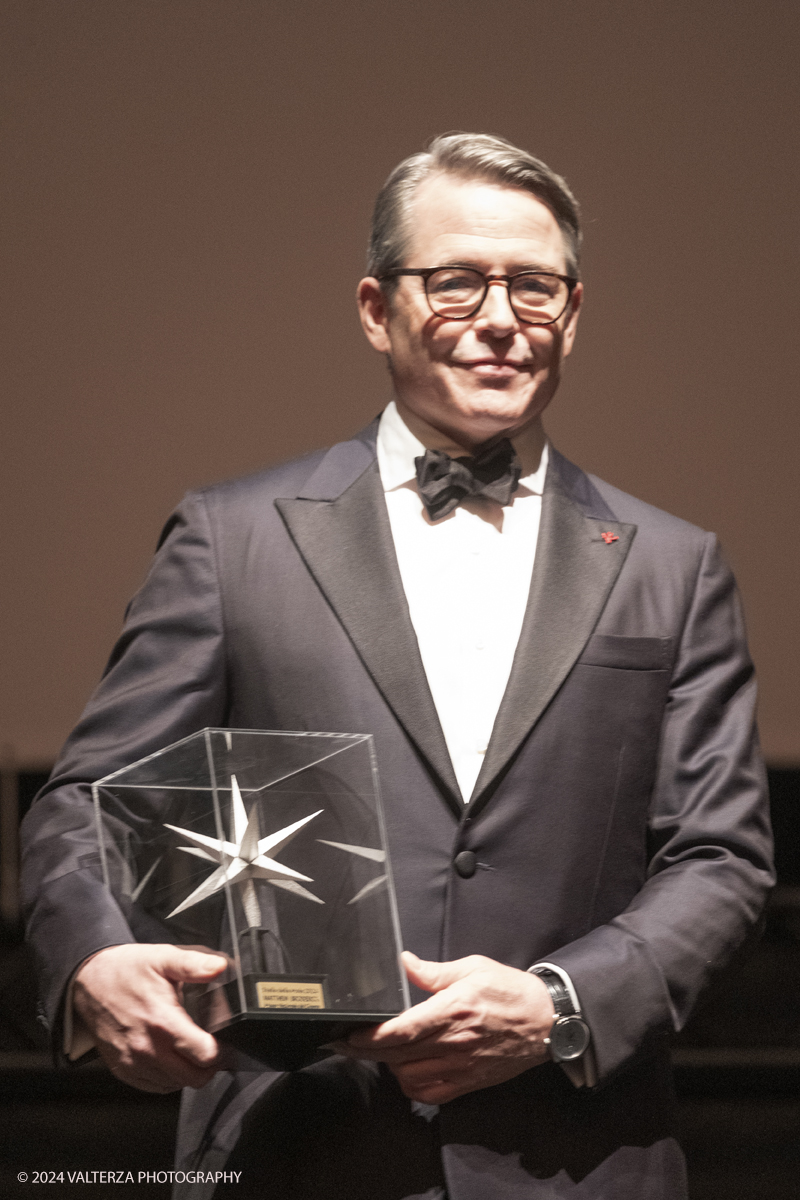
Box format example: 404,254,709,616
101,1039,218,1092
98,1007,222,1090
397,1076,466,1105
343,988,457,1051
73,943,226,1092
401,950,490,995
164,1008,223,1069
345,957,492,1051
335,1031,450,1062
391,1050,470,1086
117,986,222,1072
156,947,229,983
75,943,228,993
389,1056,473,1104
145,1034,221,1088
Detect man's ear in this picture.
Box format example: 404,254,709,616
561,281,583,360
357,277,392,354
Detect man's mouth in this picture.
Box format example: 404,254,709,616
454,359,532,376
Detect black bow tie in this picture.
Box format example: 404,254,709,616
414,440,522,522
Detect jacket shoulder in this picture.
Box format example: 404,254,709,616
589,473,711,543
152,450,330,550
194,447,329,506
186,417,380,516
552,446,712,545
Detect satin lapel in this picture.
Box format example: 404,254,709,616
469,464,636,809
275,460,463,812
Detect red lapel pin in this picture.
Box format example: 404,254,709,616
600,531,619,544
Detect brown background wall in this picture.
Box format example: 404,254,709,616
2,0,798,767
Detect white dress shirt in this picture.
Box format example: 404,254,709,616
377,399,547,803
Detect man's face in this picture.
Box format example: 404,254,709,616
358,173,582,449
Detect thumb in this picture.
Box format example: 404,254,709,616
401,950,485,995
158,947,228,983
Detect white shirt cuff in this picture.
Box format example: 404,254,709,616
63,959,101,1062
528,961,597,1089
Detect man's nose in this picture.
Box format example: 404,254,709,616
473,280,518,334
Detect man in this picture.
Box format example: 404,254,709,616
21,134,773,1198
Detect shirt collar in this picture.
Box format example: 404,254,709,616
377,399,549,495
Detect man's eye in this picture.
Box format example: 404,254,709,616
430,273,479,294
514,275,557,298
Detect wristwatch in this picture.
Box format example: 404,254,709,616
529,967,591,1062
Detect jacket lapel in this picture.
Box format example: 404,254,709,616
469,450,637,809
275,435,462,813
276,427,635,817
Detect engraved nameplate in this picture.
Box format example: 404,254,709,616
254,976,328,1010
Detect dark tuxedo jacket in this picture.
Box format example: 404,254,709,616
21,420,773,1199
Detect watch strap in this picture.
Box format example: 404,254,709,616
530,967,591,1063
530,967,579,1017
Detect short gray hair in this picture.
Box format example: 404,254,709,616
367,133,582,293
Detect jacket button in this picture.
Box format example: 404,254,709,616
454,850,477,878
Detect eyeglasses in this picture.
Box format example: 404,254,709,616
379,266,578,325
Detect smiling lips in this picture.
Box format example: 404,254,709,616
455,359,533,373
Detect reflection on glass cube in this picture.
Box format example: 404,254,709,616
92,728,409,1069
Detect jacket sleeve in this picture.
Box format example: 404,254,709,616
546,532,774,1083
19,491,228,1053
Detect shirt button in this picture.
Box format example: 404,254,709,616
454,850,477,878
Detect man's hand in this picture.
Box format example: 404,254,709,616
336,951,556,1104
73,944,228,1093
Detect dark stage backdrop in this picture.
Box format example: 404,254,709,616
2,0,798,766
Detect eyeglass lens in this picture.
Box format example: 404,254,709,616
425,268,569,323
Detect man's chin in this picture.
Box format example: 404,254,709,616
451,388,543,432
396,384,548,447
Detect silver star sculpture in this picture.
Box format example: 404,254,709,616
317,839,388,904
165,775,324,926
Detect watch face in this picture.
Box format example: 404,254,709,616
550,1017,591,1061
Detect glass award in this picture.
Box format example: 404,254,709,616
92,728,409,1070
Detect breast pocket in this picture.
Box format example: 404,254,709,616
577,633,673,671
